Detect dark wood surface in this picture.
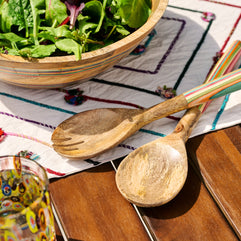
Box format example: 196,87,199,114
50,162,151,241
50,125,241,241
187,126,241,239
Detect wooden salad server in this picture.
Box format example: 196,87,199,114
115,40,241,207
52,67,241,159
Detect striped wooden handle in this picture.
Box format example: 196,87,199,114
173,40,241,142
142,42,241,126
199,40,241,112
184,68,241,108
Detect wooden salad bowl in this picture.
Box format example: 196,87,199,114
0,0,168,88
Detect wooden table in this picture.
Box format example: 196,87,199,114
50,124,241,241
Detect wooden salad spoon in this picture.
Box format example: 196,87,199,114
115,41,241,207
52,68,241,159
115,107,199,207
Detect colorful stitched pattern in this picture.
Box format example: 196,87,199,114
0,0,241,178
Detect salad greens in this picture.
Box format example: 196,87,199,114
0,0,151,60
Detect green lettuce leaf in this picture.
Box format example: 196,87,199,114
18,44,56,57
117,0,151,28
45,0,68,26
8,0,33,33
77,14,98,35
0,0,151,60
0,1,12,33
82,0,107,33
39,25,73,42
55,39,82,60
7,0,45,42
0,32,27,51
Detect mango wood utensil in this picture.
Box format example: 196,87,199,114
52,68,241,159
115,107,199,207
115,41,241,207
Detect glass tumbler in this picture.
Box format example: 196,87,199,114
0,155,56,240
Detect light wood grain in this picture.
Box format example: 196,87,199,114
115,107,202,207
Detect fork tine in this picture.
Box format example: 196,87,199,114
52,135,85,145
51,137,72,142
54,146,79,152
53,144,90,159
53,140,84,147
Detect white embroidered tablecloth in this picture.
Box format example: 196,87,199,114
1,0,241,178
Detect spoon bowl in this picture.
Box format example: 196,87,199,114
115,107,200,207
115,133,188,207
